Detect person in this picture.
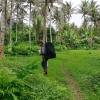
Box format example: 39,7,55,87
39,41,48,75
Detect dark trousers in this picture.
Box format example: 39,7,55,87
41,59,48,71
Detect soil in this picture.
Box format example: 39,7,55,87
62,62,85,100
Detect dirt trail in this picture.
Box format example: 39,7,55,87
62,63,84,100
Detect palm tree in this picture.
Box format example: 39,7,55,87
88,0,99,27
42,0,48,43
62,1,75,29
27,0,36,48
42,0,60,43
78,0,89,30
48,0,61,42
53,7,62,41
33,16,43,41
31,6,41,40
14,0,21,42
14,0,27,42
0,0,6,58
87,0,99,47
48,3,53,43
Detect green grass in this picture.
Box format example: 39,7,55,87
0,50,100,100
58,50,100,100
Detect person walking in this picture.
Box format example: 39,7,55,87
39,41,48,75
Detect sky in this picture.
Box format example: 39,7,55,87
63,0,100,27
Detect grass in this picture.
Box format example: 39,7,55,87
59,50,100,100
0,50,100,100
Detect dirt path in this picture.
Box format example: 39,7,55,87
62,63,84,100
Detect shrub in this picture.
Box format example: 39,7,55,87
4,44,40,56
0,67,18,100
0,61,38,100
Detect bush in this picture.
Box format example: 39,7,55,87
0,61,38,100
4,43,40,56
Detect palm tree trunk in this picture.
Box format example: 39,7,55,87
50,6,52,43
29,2,31,48
0,0,6,58
9,0,13,50
16,23,18,42
43,5,48,43
16,6,18,42
22,19,24,40
68,16,70,30
83,15,86,30
90,24,93,48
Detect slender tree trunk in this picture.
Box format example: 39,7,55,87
9,0,13,50
0,0,6,58
64,13,66,23
56,22,58,42
16,23,18,42
22,9,24,41
22,19,24,41
43,5,48,43
50,6,52,43
5,0,7,43
67,15,70,30
16,6,18,42
90,24,93,48
83,15,86,31
29,2,31,48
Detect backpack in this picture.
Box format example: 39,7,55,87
44,42,56,60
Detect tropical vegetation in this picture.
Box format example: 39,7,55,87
0,0,100,99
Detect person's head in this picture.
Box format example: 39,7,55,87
38,41,44,47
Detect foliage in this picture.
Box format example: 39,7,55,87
32,16,43,41
0,67,18,100
0,57,69,100
89,73,100,93
0,60,39,100
4,42,40,56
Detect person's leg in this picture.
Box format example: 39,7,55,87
44,60,48,74
41,59,48,74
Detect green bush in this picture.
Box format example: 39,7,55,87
0,61,38,100
55,44,67,51
4,43,40,56
0,67,19,100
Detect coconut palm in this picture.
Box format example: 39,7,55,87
14,0,22,42
33,16,43,41
78,0,89,30
9,0,14,51
87,0,100,47
27,0,36,47
53,7,62,41
61,1,75,27
48,0,61,42
88,0,100,27
41,0,48,43
14,0,27,42
41,0,61,43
